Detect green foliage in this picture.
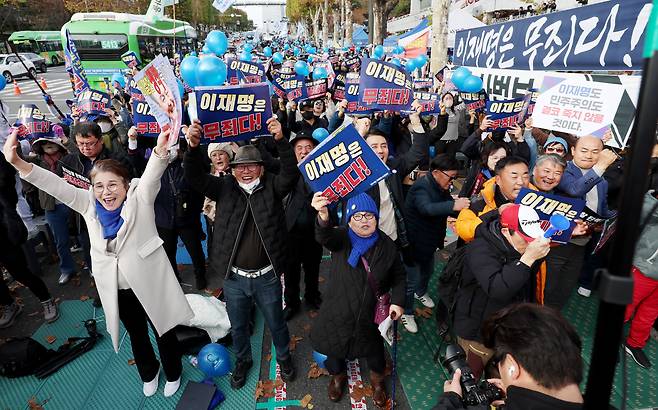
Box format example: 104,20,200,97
390,0,410,18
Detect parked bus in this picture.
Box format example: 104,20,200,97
61,12,196,90
8,31,65,66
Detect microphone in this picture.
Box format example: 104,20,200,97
544,214,571,238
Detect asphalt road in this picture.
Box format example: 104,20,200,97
0,65,74,120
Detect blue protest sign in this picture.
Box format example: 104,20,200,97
459,90,488,113
63,29,90,96
298,123,390,204
226,59,266,85
271,72,307,102
344,73,375,115
454,0,653,71
515,188,586,244
413,78,434,89
76,89,111,117
14,104,52,141
358,58,413,112
484,97,526,130
130,84,160,137
305,78,327,100
412,91,441,114
121,51,141,69
189,83,273,143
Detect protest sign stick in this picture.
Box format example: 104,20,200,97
583,3,658,409
9,46,66,119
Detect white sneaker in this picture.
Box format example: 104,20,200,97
415,293,435,308
163,377,181,397
143,369,160,397
577,287,591,298
401,314,418,333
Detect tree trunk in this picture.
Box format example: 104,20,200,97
344,0,353,46
333,9,341,46
322,0,329,46
314,7,322,44
430,0,450,74
340,0,345,44
372,0,385,45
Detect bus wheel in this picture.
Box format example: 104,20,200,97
51,56,59,66
3,72,12,84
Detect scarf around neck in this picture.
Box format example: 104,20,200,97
95,200,125,239
347,228,379,268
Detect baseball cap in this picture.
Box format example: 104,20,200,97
500,204,545,242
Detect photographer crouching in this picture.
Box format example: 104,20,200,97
434,303,584,410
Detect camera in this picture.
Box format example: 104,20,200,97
441,344,504,406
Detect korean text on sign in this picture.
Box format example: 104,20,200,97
358,59,413,111
515,188,586,244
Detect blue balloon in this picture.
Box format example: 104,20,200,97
111,73,125,88
189,51,198,57
406,59,418,72
373,45,384,59
201,44,210,54
293,47,301,56
323,47,329,53
461,75,483,93
244,43,254,53
307,55,315,64
312,128,330,142
451,66,472,90
272,52,284,64
0,75,6,91
312,67,328,80
390,58,401,67
180,56,200,88
414,54,428,68
176,78,185,97
312,350,328,369
263,46,273,57
283,44,290,51
240,51,252,62
196,55,227,86
206,31,228,56
294,60,309,76
198,343,231,377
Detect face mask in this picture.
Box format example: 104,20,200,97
98,120,113,133
301,111,315,120
444,100,454,108
238,178,260,193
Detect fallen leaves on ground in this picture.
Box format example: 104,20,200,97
127,359,136,366
289,335,303,351
79,295,90,301
204,288,222,298
307,311,318,319
300,393,313,408
27,396,50,410
307,362,329,379
415,307,433,319
45,335,56,344
254,379,284,400
350,381,374,401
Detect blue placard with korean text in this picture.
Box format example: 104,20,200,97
460,90,488,113
130,83,160,138
189,83,273,143
14,104,52,141
484,96,526,130
298,123,390,204
76,89,111,117
454,0,653,71
227,59,267,85
271,72,308,102
358,58,413,112
515,188,586,244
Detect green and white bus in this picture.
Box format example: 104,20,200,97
8,31,65,66
61,12,196,90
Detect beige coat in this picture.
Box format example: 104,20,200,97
22,153,193,352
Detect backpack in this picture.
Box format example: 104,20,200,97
0,337,54,378
436,245,468,316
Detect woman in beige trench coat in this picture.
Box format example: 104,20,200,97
3,128,193,398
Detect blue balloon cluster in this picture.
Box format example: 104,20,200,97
373,45,385,59
312,66,328,80
181,54,227,88
405,54,428,72
272,52,284,64
240,50,252,62
206,31,228,56
263,46,273,57
197,343,231,377
295,60,309,76
452,67,483,93
393,45,404,55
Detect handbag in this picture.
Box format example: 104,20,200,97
362,257,391,325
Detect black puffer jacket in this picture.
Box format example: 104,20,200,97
310,221,406,359
183,138,299,279
0,154,27,246
453,217,538,342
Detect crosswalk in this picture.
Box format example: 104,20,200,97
0,78,75,101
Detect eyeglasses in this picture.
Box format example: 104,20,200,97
77,139,100,148
439,170,458,181
234,164,260,172
351,212,375,221
545,146,565,154
93,182,121,194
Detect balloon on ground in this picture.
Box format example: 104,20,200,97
197,343,231,377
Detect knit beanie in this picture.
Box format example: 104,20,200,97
346,193,379,221
207,142,234,160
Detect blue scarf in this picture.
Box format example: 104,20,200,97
95,200,125,239
347,228,379,268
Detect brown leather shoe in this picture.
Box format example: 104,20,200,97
328,373,348,402
370,370,388,408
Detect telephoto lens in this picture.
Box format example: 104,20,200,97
441,344,504,406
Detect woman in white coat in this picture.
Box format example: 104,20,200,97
3,128,193,398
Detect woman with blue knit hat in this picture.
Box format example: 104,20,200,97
310,191,406,408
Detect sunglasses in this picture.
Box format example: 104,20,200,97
439,170,458,181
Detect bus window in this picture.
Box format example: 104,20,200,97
138,35,196,64
11,40,36,53
71,34,128,60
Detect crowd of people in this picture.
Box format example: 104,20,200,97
0,39,656,410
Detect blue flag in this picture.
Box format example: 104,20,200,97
298,123,390,204
63,29,89,96
189,83,273,143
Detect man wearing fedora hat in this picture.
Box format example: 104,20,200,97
184,117,299,389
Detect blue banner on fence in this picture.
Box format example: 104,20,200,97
298,123,390,204
227,59,266,85
485,96,527,130
63,29,90,96
14,104,52,141
130,84,160,137
358,58,413,112
189,83,273,143
454,0,653,71
515,188,586,244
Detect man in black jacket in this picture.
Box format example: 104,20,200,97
282,132,323,320
453,204,550,379
184,117,298,389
